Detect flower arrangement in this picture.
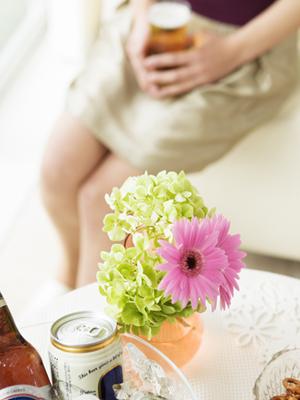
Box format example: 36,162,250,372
97,171,246,339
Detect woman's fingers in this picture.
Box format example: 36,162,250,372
144,49,195,70
148,75,204,98
131,57,159,93
146,65,199,85
142,48,203,95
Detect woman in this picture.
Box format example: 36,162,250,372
40,0,300,293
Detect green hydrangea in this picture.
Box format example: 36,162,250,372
98,171,209,338
103,171,208,243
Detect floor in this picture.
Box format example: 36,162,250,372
0,29,300,326
246,252,300,278
0,36,79,322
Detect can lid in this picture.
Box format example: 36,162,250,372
51,311,117,348
149,2,191,30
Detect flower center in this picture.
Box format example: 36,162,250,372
180,250,203,276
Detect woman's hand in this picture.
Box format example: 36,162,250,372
143,33,241,98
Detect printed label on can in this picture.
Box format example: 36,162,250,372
49,342,123,399
0,385,51,400
99,365,123,400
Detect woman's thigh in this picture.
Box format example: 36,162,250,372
41,113,108,193
78,152,140,215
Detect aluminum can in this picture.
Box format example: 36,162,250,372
48,311,123,400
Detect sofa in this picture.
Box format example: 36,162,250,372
189,58,300,261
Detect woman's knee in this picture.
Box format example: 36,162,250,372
78,180,108,225
78,153,140,225
41,153,65,195
41,114,107,203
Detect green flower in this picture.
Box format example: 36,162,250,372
103,171,208,242
98,171,210,338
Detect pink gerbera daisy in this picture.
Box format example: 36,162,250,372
156,218,228,309
207,215,246,309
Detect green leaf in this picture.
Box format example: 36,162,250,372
162,305,176,315
135,296,147,315
167,316,176,323
151,325,162,336
138,285,153,298
122,303,145,326
208,207,216,218
132,325,140,335
98,286,106,297
140,324,152,339
150,304,161,312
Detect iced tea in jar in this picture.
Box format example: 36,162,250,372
147,0,192,55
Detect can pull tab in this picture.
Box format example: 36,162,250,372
87,326,106,338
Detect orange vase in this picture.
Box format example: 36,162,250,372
144,313,203,368
122,235,204,368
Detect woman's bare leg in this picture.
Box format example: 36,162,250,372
76,153,140,287
40,113,108,288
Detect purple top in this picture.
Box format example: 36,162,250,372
190,0,275,25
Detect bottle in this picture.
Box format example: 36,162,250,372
0,291,52,399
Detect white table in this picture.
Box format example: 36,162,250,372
21,269,300,400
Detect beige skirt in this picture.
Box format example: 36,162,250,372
65,7,298,173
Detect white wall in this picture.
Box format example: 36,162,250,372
0,0,28,49
46,0,102,63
